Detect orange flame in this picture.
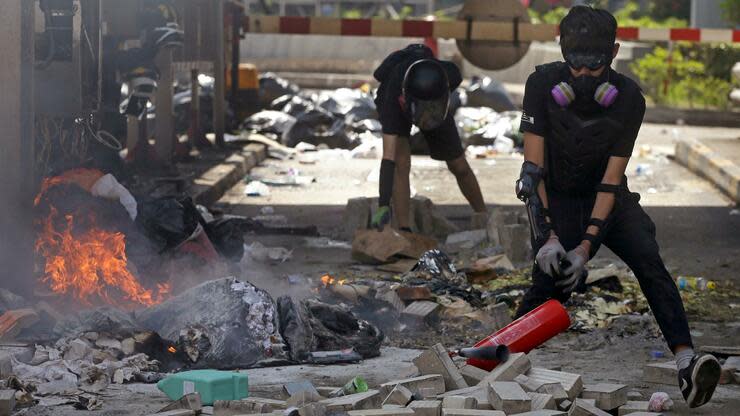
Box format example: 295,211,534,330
320,274,346,286
34,175,168,309
168,346,177,354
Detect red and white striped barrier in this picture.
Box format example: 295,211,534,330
244,16,740,44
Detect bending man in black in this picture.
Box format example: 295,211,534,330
371,44,486,230
515,6,720,408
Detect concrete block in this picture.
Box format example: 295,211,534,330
486,209,519,246
343,197,371,239
0,390,14,416
510,411,567,416
0,354,12,380
460,365,489,386
445,229,488,250
158,393,203,413
581,383,627,410
724,356,740,370
499,224,531,264
151,411,196,416
407,400,442,416
526,368,583,400
617,401,650,416
617,413,662,416
438,387,490,410
487,381,531,414
318,390,381,412
566,399,610,416
214,398,288,416
401,302,441,327
441,396,477,409
348,409,415,416
488,303,512,330
414,344,468,391
384,405,405,409
642,362,677,385
470,212,489,230
397,287,434,302
558,400,571,411
527,392,556,410
383,385,414,406
479,353,531,384
441,410,505,416
381,376,445,398
626,391,642,401
298,402,328,416
537,383,568,404
288,390,323,407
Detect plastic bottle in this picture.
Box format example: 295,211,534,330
677,276,716,291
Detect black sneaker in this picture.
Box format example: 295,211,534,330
678,353,721,408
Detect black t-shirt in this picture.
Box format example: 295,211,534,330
520,61,646,193
374,44,462,108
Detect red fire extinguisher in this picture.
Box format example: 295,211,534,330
467,299,571,371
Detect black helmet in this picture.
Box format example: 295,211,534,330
402,59,450,131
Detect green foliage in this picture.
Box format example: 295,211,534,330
631,46,732,109
613,1,688,28
341,9,362,19
720,0,740,25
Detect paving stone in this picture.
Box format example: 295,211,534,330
157,393,202,413
298,402,327,416
319,390,381,411
725,356,740,370
438,387,490,410
0,390,14,416
285,381,320,397
478,353,531,385
407,400,442,416
440,409,505,416
510,411,567,416
288,390,324,407
214,398,288,416
397,287,434,302
537,383,568,404
348,409,415,416
618,413,662,416
383,385,414,406
377,290,405,312
499,224,531,264
150,410,196,416
441,396,477,409
0,354,12,380
383,405,406,409
381,375,445,397
526,368,583,400
558,400,572,411
617,401,650,416
642,362,677,385
566,399,610,416
527,392,556,410
487,381,531,414
580,383,627,410
343,197,371,239
626,391,642,400
460,365,489,386
415,344,468,391
401,302,441,327
488,302,512,330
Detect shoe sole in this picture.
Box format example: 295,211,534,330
687,355,721,408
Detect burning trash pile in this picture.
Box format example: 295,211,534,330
239,73,522,158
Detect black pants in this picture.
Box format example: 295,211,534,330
515,187,693,351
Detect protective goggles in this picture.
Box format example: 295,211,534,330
564,51,610,71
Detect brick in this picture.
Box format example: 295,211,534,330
499,224,531,264
478,353,531,385
460,365,489,386
215,398,288,416
642,361,677,385
0,390,14,416
397,287,434,302
487,381,531,414
284,381,320,397
150,411,196,416
566,399,610,416
441,410,505,416
381,375,445,397
510,411,567,416
383,385,414,406
414,344,468,391
343,197,371,239
527,392,556,410
298,402,327,416
526,368,583,400
407,400,442,416
581,383,627,410
401,302,441,327
438,387,490,410
558,400,571,411
537,384,568,404
617,413,662,416
288,390,324,407
0,354,11,380
488,303,512,330
158,393,203,413
377,289,406,312
617,401,650,416
319,390,381,412
348,409,415,416
442,396,477,409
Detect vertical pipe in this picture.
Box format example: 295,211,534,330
214,0,226,147
154,48,174,162
189,68,201,148
231,6,240,104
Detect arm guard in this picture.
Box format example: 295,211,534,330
516,161,552,245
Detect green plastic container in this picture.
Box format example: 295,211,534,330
157,370,249,405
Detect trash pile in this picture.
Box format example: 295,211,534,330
240,74,522,157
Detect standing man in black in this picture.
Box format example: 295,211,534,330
370,44,487,230
515,6,720,408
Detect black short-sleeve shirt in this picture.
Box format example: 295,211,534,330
519,62,646,193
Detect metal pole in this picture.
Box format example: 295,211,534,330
189,68,202,148
154,48,174,163
214,0,226,147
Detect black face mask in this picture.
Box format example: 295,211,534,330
571,70,610,113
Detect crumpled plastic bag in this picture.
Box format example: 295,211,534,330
135,196,203,252
282,109,355,149
259,72,300,107
91,174,138,220
466,76,516,112
316,88,378,124
241,110,297,137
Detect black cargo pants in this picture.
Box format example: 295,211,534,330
515,186,693,351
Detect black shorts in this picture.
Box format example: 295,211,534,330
376,94,464,161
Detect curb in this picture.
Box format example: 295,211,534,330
674,139,740,203
192,143,268,206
